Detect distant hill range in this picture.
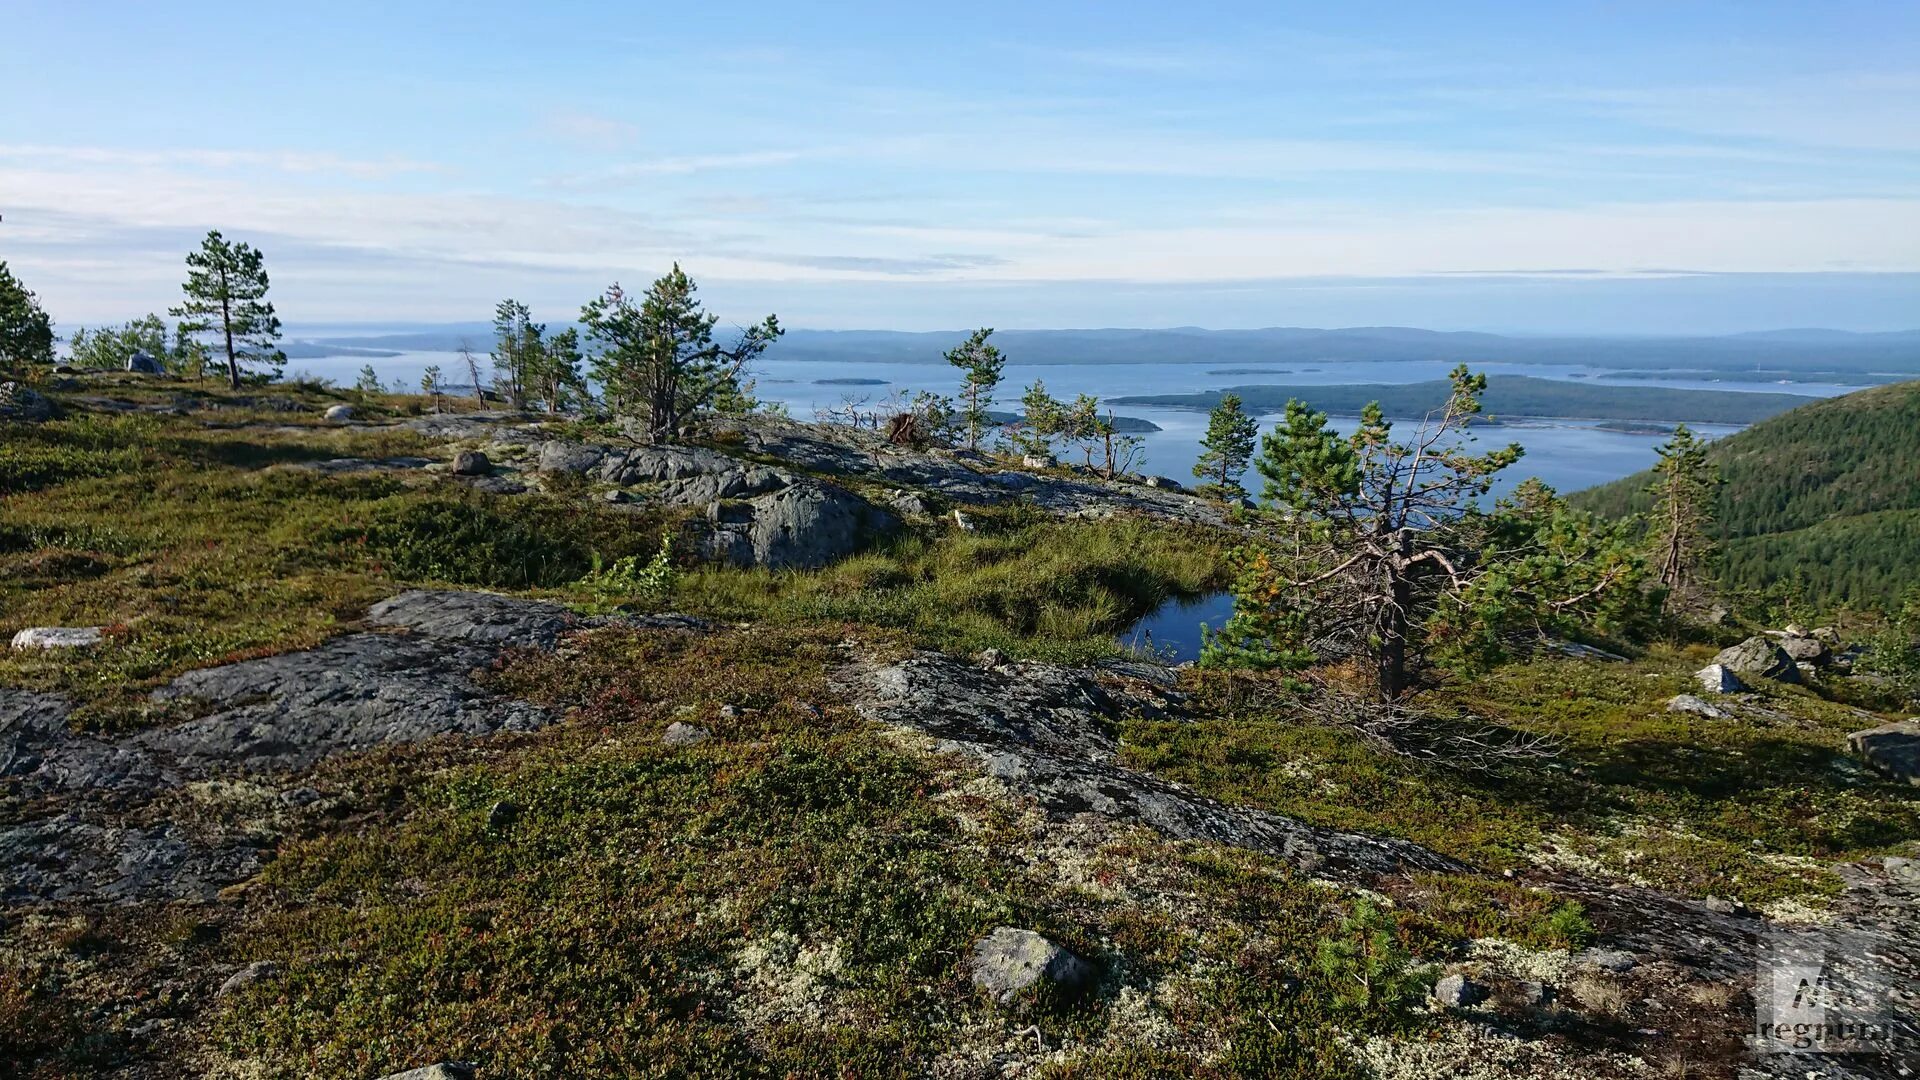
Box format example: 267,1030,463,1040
1113,375,1808,426
303,325,1920,379
1571,381,1920,608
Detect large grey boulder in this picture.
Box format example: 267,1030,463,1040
125,350,166,375
450,449,491,476
1433,972,1488,1008
1849,720,1920,785
0,381,53,422
1712,636,1801,684
656,466,789,506
698,483,896,570
1778,634,1831,666
967,927,1093,1004
1667,694,1732,720
323,404,355,422
598,444,739,484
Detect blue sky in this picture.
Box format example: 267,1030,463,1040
4,1,1918,331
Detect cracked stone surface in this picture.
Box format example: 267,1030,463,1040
0,590,706,904
835,650,1463,880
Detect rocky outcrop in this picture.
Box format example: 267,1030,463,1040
1712,636,1801,684
1849,719,1920,785
695,483,899,570
837,651,1461,880
1695,663,1750,694
0,591,707,903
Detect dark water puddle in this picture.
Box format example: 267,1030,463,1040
1117,592,1235,663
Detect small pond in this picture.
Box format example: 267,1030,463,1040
1116,592,1236,663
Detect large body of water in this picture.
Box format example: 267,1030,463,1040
290,349,1837,498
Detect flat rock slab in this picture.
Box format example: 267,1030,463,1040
0,591,706,904
10,626,105,650
837,652,1461,880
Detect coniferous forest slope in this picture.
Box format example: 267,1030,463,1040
1572,380,1920,607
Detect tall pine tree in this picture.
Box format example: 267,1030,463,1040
1193,392,1257,500
945,328,1004,451
172,231,284,389
1647,424,1720,604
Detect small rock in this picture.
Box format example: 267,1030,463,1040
376,1065,476,1080
217,960,279,998
662,721,710,747
486,801,519,829
1021,455,1056,470
1847,719,1920,785
1702,895,1749,917
1883,856,1919,885
976,647,1008,670
125,350,166,375
717,704,741,719
883,489,929,516
451,450,491,476
601,489,632,504
951,509,975,532
968,927,1093,1005
324,404,355,422
1694,663,1750,694
1666,694,1732,720
1517,980,1554,1008
1576,948,1636,974
1142,475,1183,491
1779,635,1829,665
10,626,106,650
1811,626,1841,645
277,786,322,807
1432,972,1488,1008
1783,623,1808,638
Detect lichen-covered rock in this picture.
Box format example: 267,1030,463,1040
323,404,355,421
1778,634,1830,665
1849,719,1920,785
1712,636,1801,683
838,651,1461,880
662,721,710,747
10,626,105,650
967,927,1093,1004
450,449,491,475
695,483,897,570
1433,972,1488,1008
217,961,280,998
376,1065,476,1080
1667,694,1732,720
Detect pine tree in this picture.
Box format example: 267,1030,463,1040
171,231,284,389
1013,379,1065,459
945,328,1004,451
490,299,541,410
0,261,55,373
420,365,445,413
1193,392,1257,500
581,265,780,443
1647,424,1720,604
1210,367,1644,699
538,328,586,413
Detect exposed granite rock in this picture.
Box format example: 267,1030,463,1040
0,591,707,904
10,626,105,650
1848,719,1920,785
968,927,1094,1005
1695,663,1751,694
694,483,899,571
1433,972,1488,1008
1666,694,1733,720
1713,636,1801,684
323,404,355,421
837,651,1460,880
451,449,491,475
377,1065,477,1080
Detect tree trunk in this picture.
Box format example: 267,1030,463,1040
219,268,239,390
1377,533,1414,700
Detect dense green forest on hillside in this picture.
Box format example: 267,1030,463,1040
1573,381,1920,608
1113,375,1807,424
